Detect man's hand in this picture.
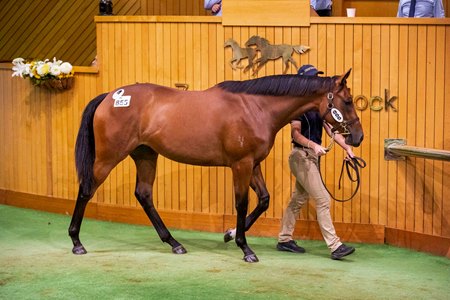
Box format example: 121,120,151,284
310,141,327,156
211,3,221,14
345,147,355,161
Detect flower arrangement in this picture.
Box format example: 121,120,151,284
12,57,74,90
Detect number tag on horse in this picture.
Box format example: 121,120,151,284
113,89,131,107
331,108,344,123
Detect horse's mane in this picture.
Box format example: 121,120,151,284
217,75,336,97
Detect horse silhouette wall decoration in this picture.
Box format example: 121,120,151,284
224,38,257,73
245,35,310,75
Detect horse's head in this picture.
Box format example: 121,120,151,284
224,38,235,48
245,35,269,48
320,69,364,147
245,35,259,47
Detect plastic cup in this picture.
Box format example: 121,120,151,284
347,8,356,17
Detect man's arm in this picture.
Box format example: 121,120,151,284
434,0,445,17
323,122,355,159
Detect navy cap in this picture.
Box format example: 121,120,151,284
297,64,324,76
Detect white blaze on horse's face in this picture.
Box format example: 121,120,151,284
238,136,245,147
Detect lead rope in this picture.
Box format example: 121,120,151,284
318,137,366,202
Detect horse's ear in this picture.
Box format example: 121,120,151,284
336,68,352,86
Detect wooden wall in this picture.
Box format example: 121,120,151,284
2,0,447,66
142,0,208,15
0,0,207,66
1,16,450,256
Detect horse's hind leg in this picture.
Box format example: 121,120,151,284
130,145,186,254
283,57,298,74
69,185,97,254
69,160,116,254
224,164,270,243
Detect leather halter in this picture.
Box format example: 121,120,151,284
320,92,359,136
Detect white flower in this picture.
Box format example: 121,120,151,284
12,57,25,64
36,62,51,76
60,62,73,74
52,57,63,65
11,58,31,78
50,64,61,76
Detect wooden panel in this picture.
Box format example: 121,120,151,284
341,0,399,17
142,0,207,16
386,227,450,258
222,0,311,26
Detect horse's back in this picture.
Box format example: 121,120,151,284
93,83,262,166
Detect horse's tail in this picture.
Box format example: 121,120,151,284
75,93,108,195
293,45,310,54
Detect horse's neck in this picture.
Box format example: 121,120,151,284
264,95,321,132
232,44,241,51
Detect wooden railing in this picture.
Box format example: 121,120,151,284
385,139,450,162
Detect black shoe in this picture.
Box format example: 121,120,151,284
331,244,355,260
276,240,305,253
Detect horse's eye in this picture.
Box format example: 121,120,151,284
344,98,353,105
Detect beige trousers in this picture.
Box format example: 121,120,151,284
278,148,342,252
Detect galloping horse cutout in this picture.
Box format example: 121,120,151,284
224,38,257,73
69,69,363,263
245,35,310,75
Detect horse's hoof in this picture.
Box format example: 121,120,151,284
72,245,87,255
243,254,259,263
172,245,187,254
223,228,235,243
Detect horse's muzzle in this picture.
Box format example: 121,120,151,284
346,133,364,147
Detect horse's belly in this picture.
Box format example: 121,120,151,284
148,139,227,166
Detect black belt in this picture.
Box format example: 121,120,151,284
294,145,308,150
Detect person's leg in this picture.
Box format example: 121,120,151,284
278,149,309,243
295,151,342,252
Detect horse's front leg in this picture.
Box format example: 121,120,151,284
236,58,245,69
224,164,270,243
252,58,268,76
232,160,258,263
244,52,257,73
229,59,238,70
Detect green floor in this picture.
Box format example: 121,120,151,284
1,204,449,299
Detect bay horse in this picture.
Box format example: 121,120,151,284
69,69,363,263
245,35,310,75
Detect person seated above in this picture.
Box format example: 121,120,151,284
397,0,445,17
204,0,222,16
311,0,332,16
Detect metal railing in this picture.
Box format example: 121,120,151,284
384,139,450,162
